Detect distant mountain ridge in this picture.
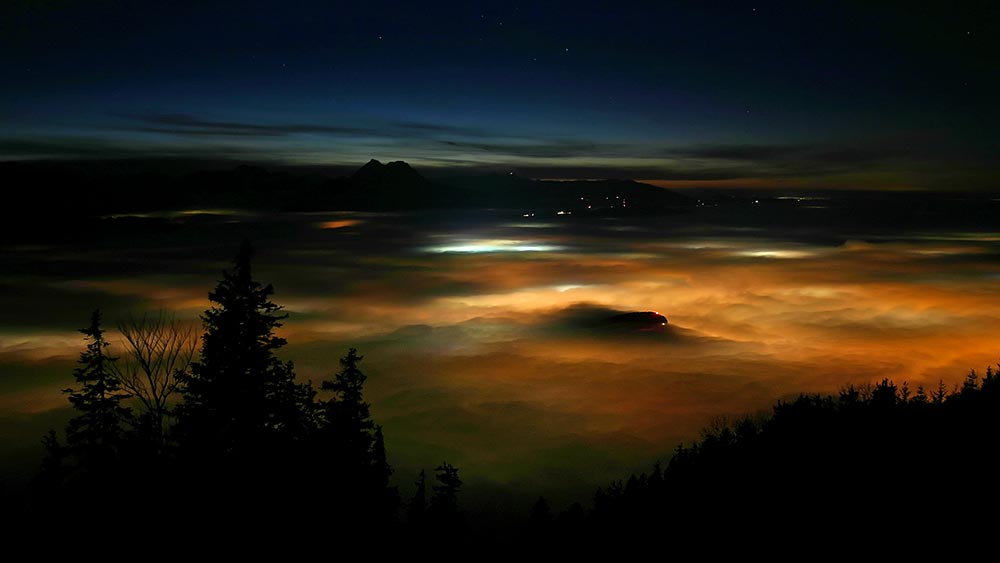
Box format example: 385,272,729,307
337,158,691,212
0,158,692,218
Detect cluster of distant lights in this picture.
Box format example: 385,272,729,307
523,211,572,218
580,195,627,210
520,195,628,217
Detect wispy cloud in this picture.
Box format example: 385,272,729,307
122,113,630,160
0,134,290,160
393,121,492,137
134,113,365,137
660,142,939,177
439,139,630,159
119,112,502,140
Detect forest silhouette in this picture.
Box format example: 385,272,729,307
13,241,1000,548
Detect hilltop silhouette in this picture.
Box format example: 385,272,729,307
342,158,444,209
351,158,429,187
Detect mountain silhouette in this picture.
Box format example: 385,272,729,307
351,159,429,187
1,158,694,233
344,159,440,209
342,160,691,212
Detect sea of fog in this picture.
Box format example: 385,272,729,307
3,197,1000,507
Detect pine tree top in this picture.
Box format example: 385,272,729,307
63,309,131,461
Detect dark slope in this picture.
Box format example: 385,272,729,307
436,174,690,212
573,374,1000,544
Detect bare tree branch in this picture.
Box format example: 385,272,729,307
110,310,198,448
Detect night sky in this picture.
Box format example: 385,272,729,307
6,1,1000,511
2,1,997,188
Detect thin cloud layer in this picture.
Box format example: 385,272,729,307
6,112,991,190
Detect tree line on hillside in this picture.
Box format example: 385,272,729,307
537,370,1000,543
29,241,461,537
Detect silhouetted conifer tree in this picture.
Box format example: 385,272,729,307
899,381,911,403
871,378,898,407
35,310,132,517
175,241,312,457
932,379,949,404
170,241,316,528
320,348,374,462
407,469,427,525
371,425,396,500
429,462,462,523
62,310,132,474
316,348,397,521
962,369,979,396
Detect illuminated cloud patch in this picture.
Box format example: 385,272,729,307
423,238,566,254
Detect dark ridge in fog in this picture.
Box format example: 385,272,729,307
6,159,1000,248
539,304,683,339
0,158,691,230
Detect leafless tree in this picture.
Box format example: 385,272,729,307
111,311,198,448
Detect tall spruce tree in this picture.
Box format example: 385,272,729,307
429,462,462,523
61,309,132,474
316,348,397,519
320,348,374,462
175,240,312,458
406,469,427,525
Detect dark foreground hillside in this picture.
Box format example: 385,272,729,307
568,375,1000,547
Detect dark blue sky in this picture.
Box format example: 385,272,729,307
2,1,997,188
